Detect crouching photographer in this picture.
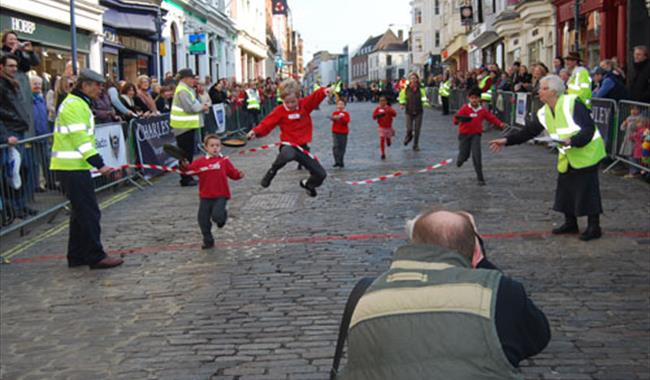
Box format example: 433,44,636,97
333,208,550,380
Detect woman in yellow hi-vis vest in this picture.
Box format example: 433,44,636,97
489,75,606,241
170,68,209,186
50,69,123,269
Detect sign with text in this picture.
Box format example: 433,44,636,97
211,103,226,134
132,114,177,178
515,92,528,126
94,123,127,178
188,33,207,55
591,98,617,155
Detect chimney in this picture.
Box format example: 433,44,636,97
398,29,404,41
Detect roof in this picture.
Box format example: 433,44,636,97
354,35,382,57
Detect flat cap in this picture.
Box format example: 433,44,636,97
78,68,105,83
177,68,194,79
591,66,606,76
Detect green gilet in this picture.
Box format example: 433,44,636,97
170,83,200,129
339,245,523,380
479,75,492,101
439,79,451,97
536,94,605,173
50,93,99,171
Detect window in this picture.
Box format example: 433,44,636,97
386,54,392,66
415,38,423,53
435,31,440,48
435,0,440,15
414,8,422,24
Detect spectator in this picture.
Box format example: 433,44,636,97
54,75,74,110
553,56,565,75
155,85,174,113
45,75,58,126
134,75,159,115
162,71,176,86
337,208,550,379
513,65,532,92
530,63,549,96
601,58,626,82
196,79,212,128
30,75,52,192
559,68,570,84
2,30,40,136
91,81,121,123
0,54,37,217
106,78,136,120
629,45,650,103
209,80,228,104
120,82,142,116
591,65,627,101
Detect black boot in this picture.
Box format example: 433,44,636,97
260,168,277,188
552,215,579,234
580,214,602,241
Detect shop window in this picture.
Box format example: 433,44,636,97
103,53,119,80
528,39,542,65
32,45,87,79
587,43,600,69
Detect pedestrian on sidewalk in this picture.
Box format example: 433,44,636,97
372,96,397,160
182,134,244,249
170,68,209,187
246,78,331,197
330,99,350,168
50,69,123,269
489,75,606,241
453,87,506,186
399,72,429,151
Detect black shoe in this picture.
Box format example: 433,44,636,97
202,241,215,249
552,223,579,235
477,180,486,186
403,134,412,146
386,140,392,147
333,164,340,168
299,179,317,197
413,146,420,152
89,257,124,269
381,154,386,160
456,160,464,168
261,169,277,188
180,179,197,187
579,226,602,241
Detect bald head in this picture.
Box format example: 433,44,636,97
410,210,476,260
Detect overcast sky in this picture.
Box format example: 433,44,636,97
290,0,412,62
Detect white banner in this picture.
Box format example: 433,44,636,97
211,103,226,134
94,122,127,178
515,92,528,126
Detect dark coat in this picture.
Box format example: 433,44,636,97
629,59,650,103
0,76,30,133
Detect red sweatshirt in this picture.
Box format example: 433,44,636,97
372,105,397,129
186,155,243,199
453,103,504,135
252,88,327,146
331,110,351,134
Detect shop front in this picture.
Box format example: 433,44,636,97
442,34,468,73
0,10,92,79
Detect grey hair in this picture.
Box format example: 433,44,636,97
29,75,43,84
540,74,565,95
634,45,648,57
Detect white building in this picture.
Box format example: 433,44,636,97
410,0,443,75
368,42,409,82
440,0,470,73
228,0,268,82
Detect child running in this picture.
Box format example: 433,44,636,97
182,134,244,249
372,96,397,160
330,99,350,168
246,78,331,197
453,87,506,186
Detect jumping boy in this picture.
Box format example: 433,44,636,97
183,134,244,249
453,87,506,185
246,78,331,197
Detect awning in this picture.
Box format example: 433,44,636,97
103,8,157,34
443,34,467,62
470,31,500,49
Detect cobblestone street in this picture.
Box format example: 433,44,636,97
1,101,649,380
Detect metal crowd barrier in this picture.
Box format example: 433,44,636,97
448,88,468,113
604,100,650,174
0,122,140,237
426,87,440,108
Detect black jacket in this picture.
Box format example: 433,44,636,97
629,59,650,103
1,46,40,73
209,86,228,104
0,75,30,133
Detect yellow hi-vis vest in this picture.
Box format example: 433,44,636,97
50,93,99,171
479,75,492,102
536,94,605,173
245,89,261,110
276,88,283,104
170,82,200,129
398,81,430,107
567,66,592,109
439,79,451,97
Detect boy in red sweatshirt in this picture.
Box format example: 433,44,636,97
372,96,397,160
330,99,350,168
246,78,331,197
453,87,506,185
183,134,244,249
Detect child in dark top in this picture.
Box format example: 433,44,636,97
453,87,506,185
372,96,397,160
183,134,244,249
330,99,351,168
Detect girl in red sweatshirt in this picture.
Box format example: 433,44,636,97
184,134,244,249
330,99,351,168
452,87,506,185
372,96,397,160
247,78,331,197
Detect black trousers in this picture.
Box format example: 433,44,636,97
57,170,106,266
458,134,484,181
405,112,423,148
198,197,227,244
441,96,450,115
175,130,196,184
271,145,327,188
332,133,348,166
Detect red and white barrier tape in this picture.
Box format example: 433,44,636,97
238,141,319,161
345,158,453,186
94,162,223,176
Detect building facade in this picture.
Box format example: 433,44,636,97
368,41,409,82
410,0,443,77
441,0,470,73
351,29,402,84
228,0,267,82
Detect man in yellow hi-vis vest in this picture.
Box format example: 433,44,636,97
170,68,209,186
50,69,123,269
564,51,592,108
489,75,606,241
